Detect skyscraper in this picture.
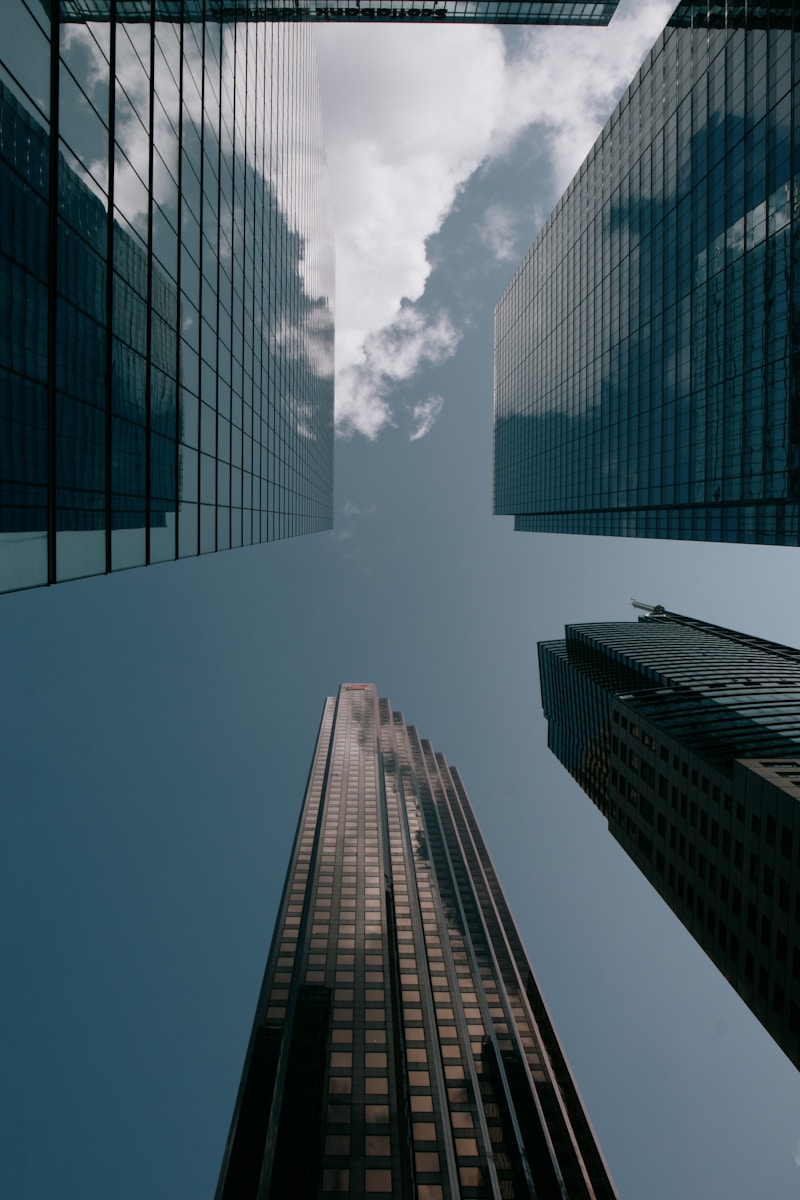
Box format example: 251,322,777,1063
539,607,800,1067
57,2,621,27
217,684,617,1199
494,0,800,546
1,4,334,592
1,0,626,596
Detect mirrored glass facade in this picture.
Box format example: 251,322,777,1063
1,3,334,591
58,2,621,27
217,684,618,1199
494,0,800,545
539,608,800,1066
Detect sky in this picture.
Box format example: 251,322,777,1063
3,2,800,1198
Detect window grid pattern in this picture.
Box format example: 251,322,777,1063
494,0,800,546
58,2,621,27
1,6,333,592
409,730,611,1200
216,685,618,1199
538,609,800,1069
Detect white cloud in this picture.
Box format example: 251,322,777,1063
332,498,376,543
336,307,459,440
62,4,674,443
409,394,445,442
315,0,673,438
479,203,522,264
498,1,674,195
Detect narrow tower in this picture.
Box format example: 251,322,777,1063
216,684,617,1199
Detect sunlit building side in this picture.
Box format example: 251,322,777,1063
217,684,618,1199
1,4,334,591
539,607,800,1067
494,0,800,545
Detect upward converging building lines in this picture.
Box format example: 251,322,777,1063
57,2,621,27
0,0,621,594
494,0,800,546
1,2,335,592
217,684,617,1199
539,607,800,1067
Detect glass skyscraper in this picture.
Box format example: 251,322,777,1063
539,607,800,1067
494,0,800,546
58,2,621,27
1,3,334,591
217,684,617,1199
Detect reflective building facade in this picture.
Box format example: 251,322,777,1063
58,2,621,27
539,608,800,1066
494,1,800,545
217,684,617,1199
1,3,334,591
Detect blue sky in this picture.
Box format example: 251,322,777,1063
3,3,800,1198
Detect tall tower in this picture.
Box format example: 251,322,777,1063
216,684,617,1199
494,0,800,546
539,608,800,1066
1,3,334,592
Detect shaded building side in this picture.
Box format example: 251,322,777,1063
539,608,800,1066
1,4,334,591
494,0,800,546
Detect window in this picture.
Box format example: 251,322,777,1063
367,1136,391,1155
779,877,790,912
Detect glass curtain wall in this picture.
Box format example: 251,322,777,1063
1,1,333,591
494,0,800,546
59,1,621,27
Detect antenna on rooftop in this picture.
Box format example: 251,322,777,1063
631,599,666,614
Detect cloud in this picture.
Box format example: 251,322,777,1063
409,394,445,442
479,203,522,264
336,307,459,440
498,1,674,195
62,5,674,443
315,0,673,438
332,498,377,543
